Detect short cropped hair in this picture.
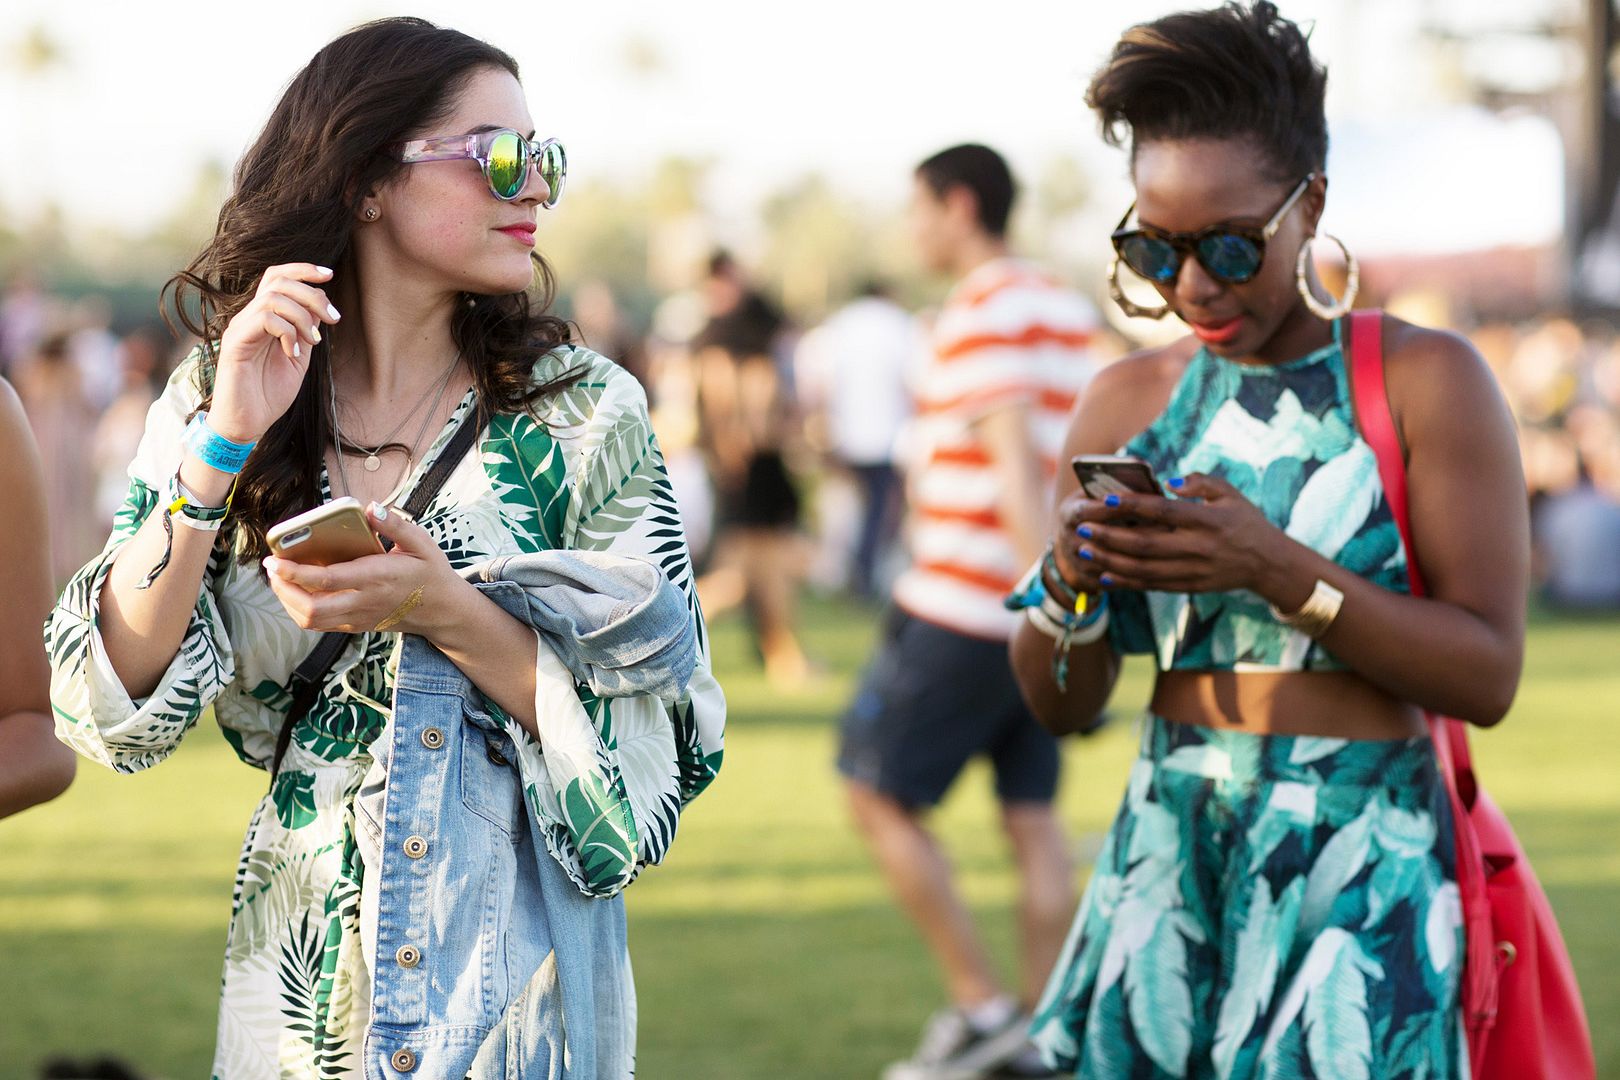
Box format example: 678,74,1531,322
915,144,1017,237
1087,1,1328,181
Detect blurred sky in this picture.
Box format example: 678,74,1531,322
0,0,1571,255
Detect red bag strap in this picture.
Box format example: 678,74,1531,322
1348,310,1500,1042
1347,311,1419,585
1346,311,1476,781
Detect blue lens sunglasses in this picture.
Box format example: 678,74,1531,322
1111,173,1315,286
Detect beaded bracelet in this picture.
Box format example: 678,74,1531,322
184,412,258,475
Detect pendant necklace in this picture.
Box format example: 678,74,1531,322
327,336,463,496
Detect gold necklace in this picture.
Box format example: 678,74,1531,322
328,351,462,496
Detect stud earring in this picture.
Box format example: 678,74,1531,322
363,207,379,221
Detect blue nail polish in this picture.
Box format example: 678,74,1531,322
1077,525,1093,539
1079,548,1093,561
1100,573,1115,587
1169,477,1185,489
1105,494,1121,508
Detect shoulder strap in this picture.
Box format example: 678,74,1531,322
270,399,488,777
1348,311,1424,594
1346,312,1477,784
1349,310,1507,1042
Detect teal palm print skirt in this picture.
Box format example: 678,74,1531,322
1032,716,1469,1079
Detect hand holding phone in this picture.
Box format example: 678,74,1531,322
266,497,385,566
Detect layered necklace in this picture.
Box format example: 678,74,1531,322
326,332,463,500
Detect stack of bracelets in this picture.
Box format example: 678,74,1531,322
1003,543,1110,692
137,411,256,590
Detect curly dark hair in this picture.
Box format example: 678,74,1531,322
1086,1,1328,182
162,17,576,561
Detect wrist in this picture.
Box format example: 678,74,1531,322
177,453,238,506
202,408,264,446
184,412,259,476
1252,533,1315,610
406,571,480,642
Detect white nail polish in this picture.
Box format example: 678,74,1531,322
293,342,301,358
372,502,389,520
316,266,332,276
327,304,341,321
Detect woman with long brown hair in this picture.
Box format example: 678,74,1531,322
45,18,723,1077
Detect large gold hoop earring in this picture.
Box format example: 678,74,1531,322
1295,233,1359,321
1107,256,1171,320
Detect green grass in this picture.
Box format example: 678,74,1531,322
2,600,1615,1078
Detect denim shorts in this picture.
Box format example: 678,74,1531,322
836,606,1060,808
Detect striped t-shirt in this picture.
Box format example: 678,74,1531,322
893,257,1100,640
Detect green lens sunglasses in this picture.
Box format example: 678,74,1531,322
400,127,566,206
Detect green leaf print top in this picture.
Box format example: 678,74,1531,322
1109,323,1411,672
44,343,725,1079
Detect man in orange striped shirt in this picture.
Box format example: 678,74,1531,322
839,144,1101,1080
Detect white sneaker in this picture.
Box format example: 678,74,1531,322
881,1008,1031,1080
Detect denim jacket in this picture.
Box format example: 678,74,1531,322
354,549,712,1079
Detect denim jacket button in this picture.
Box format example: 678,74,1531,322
403,835,428,859
390,1048,417,1072
420,727,444,750
396,944,422,968
487,743,510,767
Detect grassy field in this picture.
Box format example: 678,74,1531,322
1,599,1614,1078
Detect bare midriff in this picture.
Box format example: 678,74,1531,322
1150,668,1427,741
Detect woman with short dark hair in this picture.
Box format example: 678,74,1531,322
1011,3,1527,1076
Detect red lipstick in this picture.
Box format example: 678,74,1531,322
497,223,536,247
1189,316,1244,344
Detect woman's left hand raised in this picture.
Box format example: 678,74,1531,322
1076,473,1288,595
263,502,464,638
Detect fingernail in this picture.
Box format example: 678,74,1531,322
1105,494,1121,508
327,304,341,321
1079,548,1093,561
1076,525,1093,539
1100,573,1115,587
371,502,389,520
293,342,301,358
310,327,321,343
1168,477,1185,489
316,266,333,276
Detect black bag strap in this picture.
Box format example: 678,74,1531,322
270,399,487,778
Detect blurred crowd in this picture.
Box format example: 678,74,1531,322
1473,316,1620,609
4,261,1619,642
0,272,175,585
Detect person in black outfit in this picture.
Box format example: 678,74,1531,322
692,251,810,683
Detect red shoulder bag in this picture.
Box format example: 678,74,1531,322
1348,309,1595,1080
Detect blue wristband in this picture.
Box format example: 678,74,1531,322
184,412,258,474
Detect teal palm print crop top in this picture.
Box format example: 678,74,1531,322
1107,320,1410,671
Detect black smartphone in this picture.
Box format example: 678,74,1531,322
1071,454,1162,500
